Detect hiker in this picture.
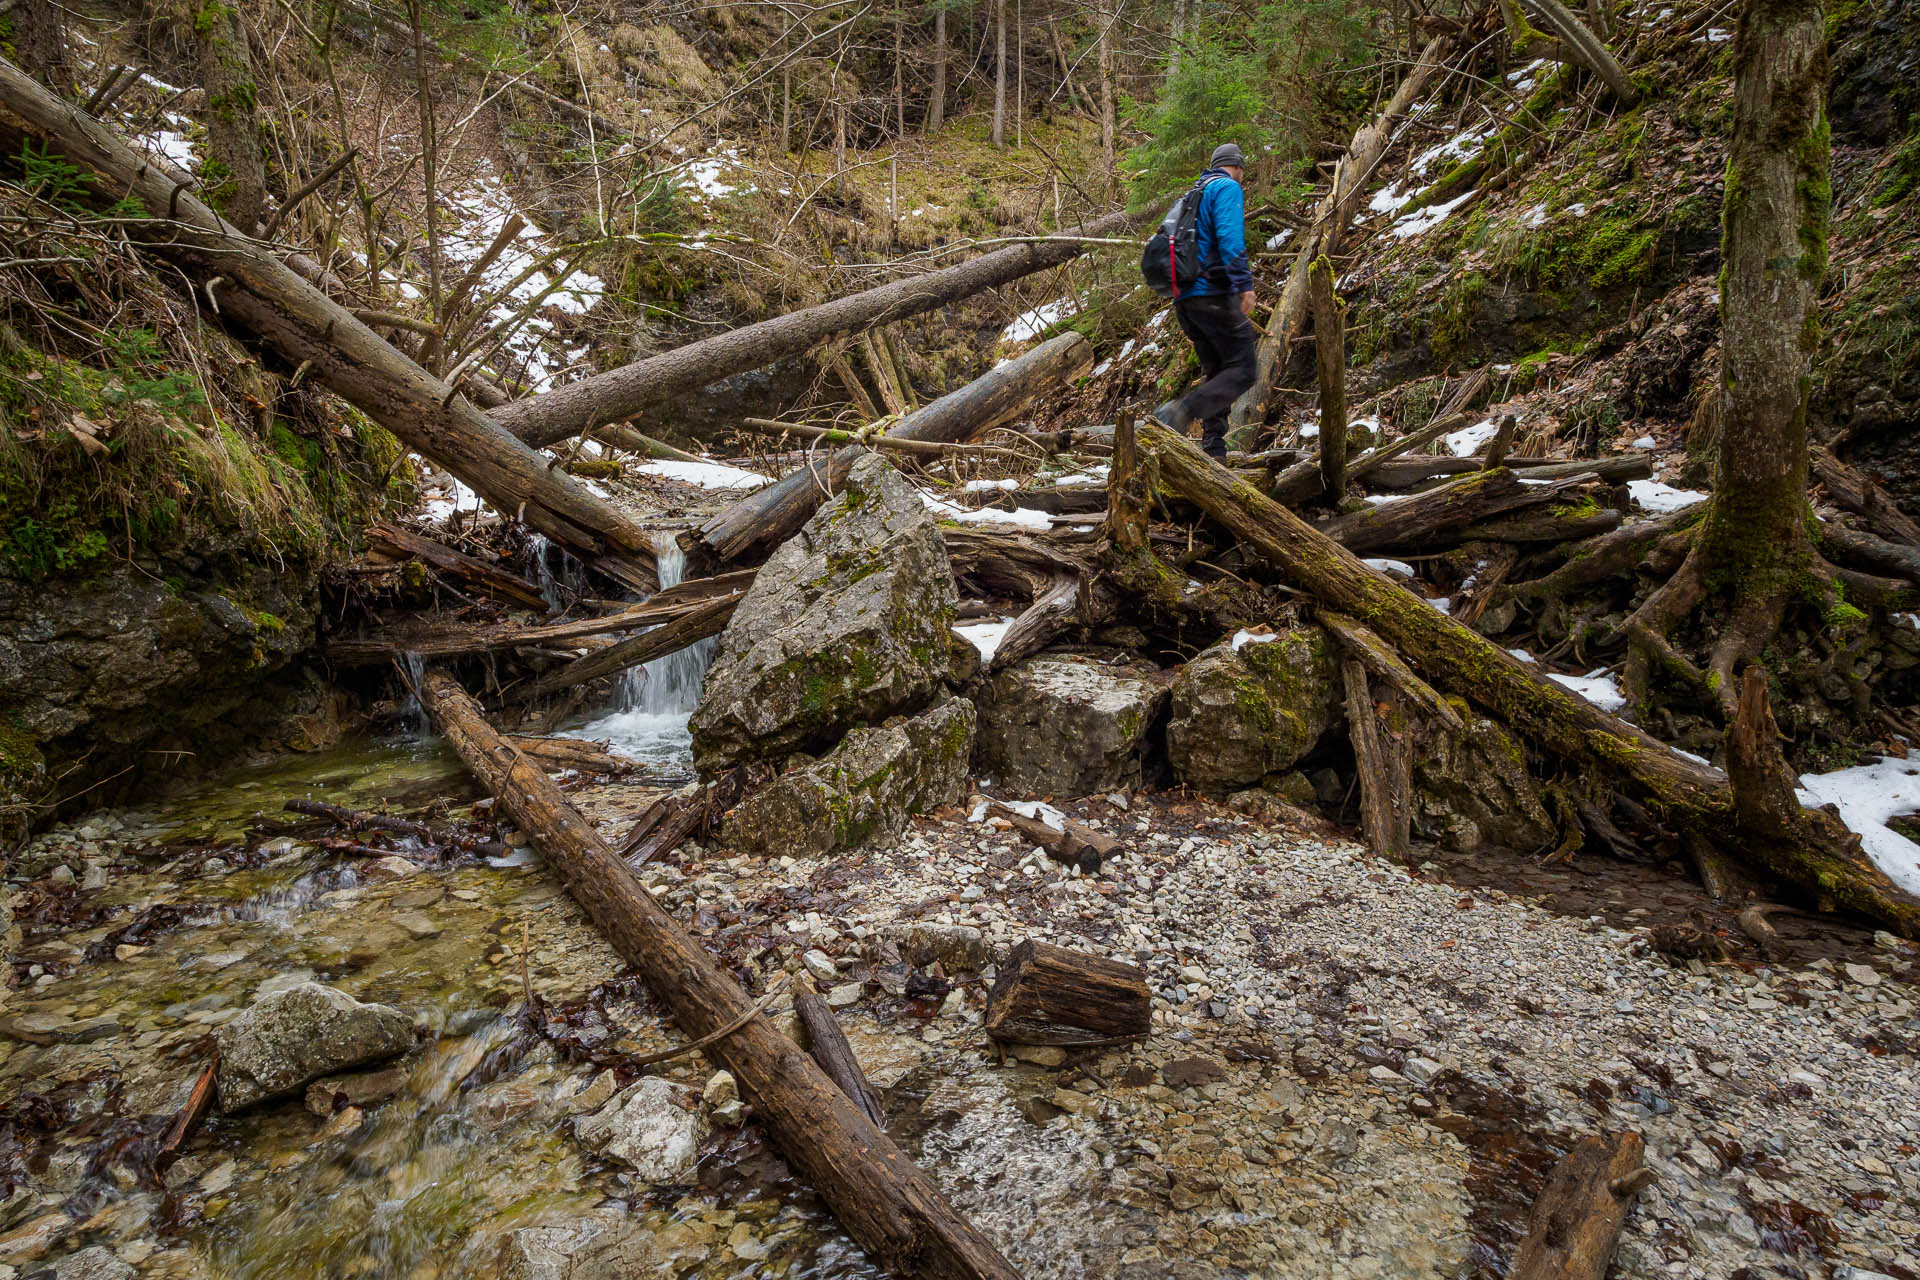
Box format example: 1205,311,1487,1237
1153,143,1257,460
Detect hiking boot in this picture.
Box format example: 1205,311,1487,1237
1151,399,1193,430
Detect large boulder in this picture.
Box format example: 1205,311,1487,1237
1165,630,1340,790
1412,708,1557,852
216,982,413,1111
976,654,1169,796
724,697,975,856
690,454,957,770
573,1077,707,1182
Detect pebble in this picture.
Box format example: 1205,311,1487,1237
1843,962,1882,986
800,950,838,982
825,983,864,1009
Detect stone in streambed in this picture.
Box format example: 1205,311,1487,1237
1165,629,1340,790
215,982,414,1111
498,1213,689,1280
975,654,1169,796
723,697,975,857
573,1077,707,1182
690,454,958,770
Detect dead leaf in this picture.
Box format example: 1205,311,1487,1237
65,416,108,457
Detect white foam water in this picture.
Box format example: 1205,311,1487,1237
566,534,717,771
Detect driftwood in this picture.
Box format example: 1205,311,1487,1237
504,735,638,775
418,671,1018,1279
985,800,1122,873
1510,1131,1651,1280
283,797,509,857
1140,423,1920,934
0,63,659,593
155,1059,220,1175
698,332,1093,563
365,522,547,611
616,768,754,866
988,572,1086,673
491,217,1129,447
985,939,1152,1047
526,593,740,697
1341,658,1412,862
795,992,887,1127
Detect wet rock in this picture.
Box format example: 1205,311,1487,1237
723,698,975,856
1165,631,1340,790
1410,709,1556,852
575,1078,707,1182
303,1066,410,1116
877,922,991,971
46,1246,134,1280
702,1071,738,1110
565,1070,619,1115
975,654,1169,796
1162,1056,1228,1089
215,982,415,1111
691,454,958,769
1007,1043,1069,1067
499,1214,684,1280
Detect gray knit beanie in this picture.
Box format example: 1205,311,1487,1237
1209,143,1246,169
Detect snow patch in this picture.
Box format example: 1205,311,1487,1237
1231,630,1280,652
1796,757,1920,896
1547,670,1627,713
1362,558,1414,576
921,492,1055,531
1627,480,1708,513
956,617,1017,662
1444,418,1501,457
1631,435,1657,450
634,459,771,490
1002,299,1077,343
1390,192,1476,239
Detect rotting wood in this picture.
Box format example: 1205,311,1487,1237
617,768,755,867
1317,613,1462,729
365,522,548,611
796,992,888,1128
1812,447,1920,547
491,217,1127,448
698,333,1092,564
0,63,660,593
418,671,1020,1279
326,572,757,665
988,572,1085,673
984,800,1122,873
1459,508,1622,545
1510,1131,1650,1280
155,1059,220,1177
1139,423,1920,934
1319,469,1593,553
1341,658,1411,862
1311,255,1349,501
1269,409,1473,507
503,735,638,775
985,939,1151,1047
283,798,510,858
526,594,740,698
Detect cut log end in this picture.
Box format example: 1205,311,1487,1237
985,939,1151,1047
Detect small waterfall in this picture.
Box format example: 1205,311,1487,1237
569,533,717,771
526,533,584,612
399,650,429,736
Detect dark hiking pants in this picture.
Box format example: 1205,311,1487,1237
1173,294,1258,457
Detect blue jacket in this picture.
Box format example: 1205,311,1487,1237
1188,168,1253,297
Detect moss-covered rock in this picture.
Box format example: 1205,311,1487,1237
1165,629,1340,791
723,697,975,856
1410,708,1556,852
689,454,958,770
976,654,1170,797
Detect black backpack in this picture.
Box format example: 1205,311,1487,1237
1140,174,1223,300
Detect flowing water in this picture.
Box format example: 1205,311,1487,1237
564,535,719,776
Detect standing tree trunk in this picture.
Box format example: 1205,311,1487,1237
407,0,443,324
1096,0,1116,170
191,0,270,234
929,4,948,131
1168,0,1188,77
1698,0,1828,617
894,0,908,138
1014,0,1023,148
12,0,72,93
992,0,1007,146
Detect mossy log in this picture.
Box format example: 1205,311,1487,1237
419,672,1019,1280
1141,424,1920,935
365,522,547,611
0,61,659,593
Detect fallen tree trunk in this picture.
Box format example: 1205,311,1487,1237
796,992,888,1128
365,522,548,611
984,800,1122,873
326,571,755,665
504,735,638,775
1366,452,1650,489
1140,423,1920,934
984,939,1151,1046
418,672,1019,1279
1269,408,1473,507
1813,447,1920,547
0,61,659,593
525,593,740,698
1341,659,1412,862
1510,1131,1651,1280
492,219,1127,448
1320,469,1593,552
698,333,1093,563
